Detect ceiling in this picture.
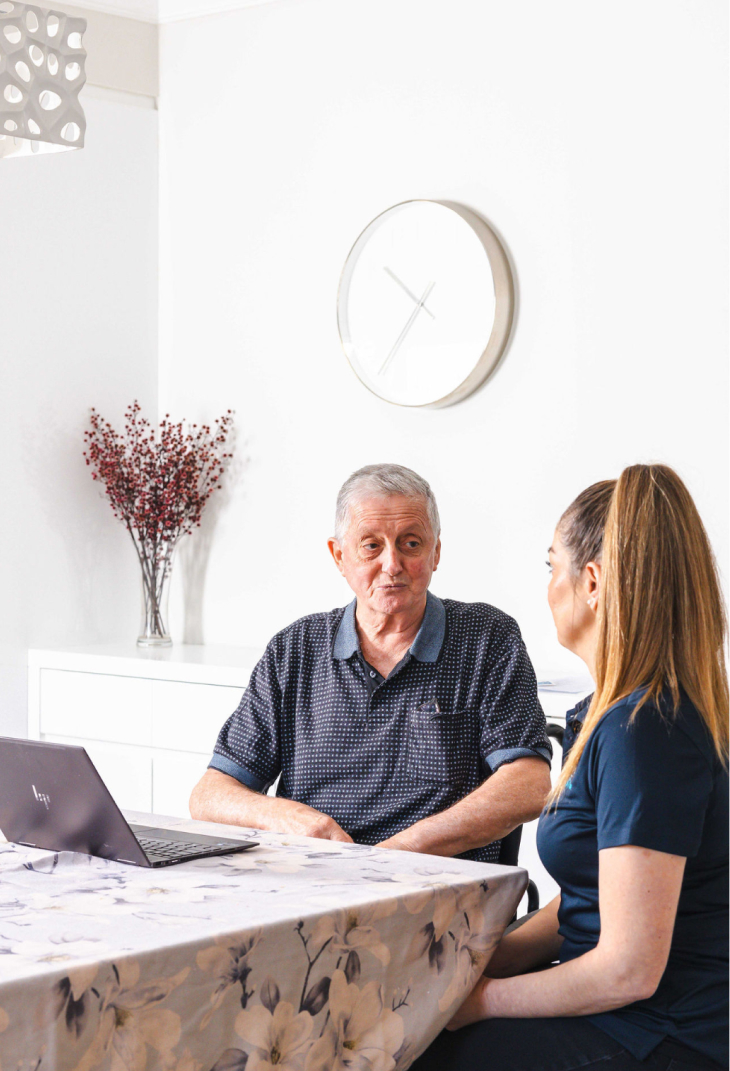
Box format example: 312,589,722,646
69,0,278,23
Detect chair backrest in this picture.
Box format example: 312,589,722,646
498,823,522,867
499,725,567,914
496,725,565,871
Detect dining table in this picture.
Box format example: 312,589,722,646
0,810,526,1070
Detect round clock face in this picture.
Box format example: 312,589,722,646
337,200,514,408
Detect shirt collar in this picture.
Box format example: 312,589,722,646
333,591,446,663
410,591,446,662
566,694,593,723
333,599,359,659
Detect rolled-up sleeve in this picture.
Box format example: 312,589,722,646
478,623,552,775
209,643,282,793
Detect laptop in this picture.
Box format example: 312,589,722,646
0,737,258,867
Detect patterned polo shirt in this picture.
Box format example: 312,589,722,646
209,592,551,862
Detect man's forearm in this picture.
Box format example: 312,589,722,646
190,768,284,828
378,757,551,856
189,769,353,841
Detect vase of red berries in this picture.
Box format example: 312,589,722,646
84,402,233,647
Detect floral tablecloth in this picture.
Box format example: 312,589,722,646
0,811,526,1071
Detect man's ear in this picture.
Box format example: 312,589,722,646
328,538,346,577
432,537,441,572
585,560,602,611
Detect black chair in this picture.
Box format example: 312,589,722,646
498,722,565,917
547,721,565,750
498,825,540,915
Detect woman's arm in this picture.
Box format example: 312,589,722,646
485,895,563,978
449,844,686,1029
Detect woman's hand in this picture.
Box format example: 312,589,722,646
483,896,562,978
446,977,493,1030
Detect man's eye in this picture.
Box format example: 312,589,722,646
545,559,553,573
363,543,379,551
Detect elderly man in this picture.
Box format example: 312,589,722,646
190,464,551,861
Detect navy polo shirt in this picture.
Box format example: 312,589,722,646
536,689,729,1065
210,592,551,862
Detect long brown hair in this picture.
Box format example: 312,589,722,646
552,464,729,801
559,479,616,574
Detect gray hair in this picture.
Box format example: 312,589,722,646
334,463,441,542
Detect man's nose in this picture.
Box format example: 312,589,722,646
382,545,403,575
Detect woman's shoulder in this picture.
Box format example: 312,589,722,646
592,688,718,770
580,689,727,864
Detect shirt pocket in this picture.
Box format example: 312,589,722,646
406,709,477,785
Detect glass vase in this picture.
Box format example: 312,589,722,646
137,552,174,648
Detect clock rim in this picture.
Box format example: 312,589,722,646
336,199,514,409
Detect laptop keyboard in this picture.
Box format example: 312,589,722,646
135,835,228,861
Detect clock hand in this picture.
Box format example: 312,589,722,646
383,266,435,320
379,281,435,376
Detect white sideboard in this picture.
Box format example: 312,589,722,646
28,645,263,819
27,645,589,909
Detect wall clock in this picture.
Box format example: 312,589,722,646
337,200,514,408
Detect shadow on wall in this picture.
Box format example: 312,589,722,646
178,430,248,645
18,409,138,642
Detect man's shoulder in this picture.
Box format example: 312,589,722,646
267,606,348,653
440,597,521,641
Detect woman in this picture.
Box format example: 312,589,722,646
411,464,728,1071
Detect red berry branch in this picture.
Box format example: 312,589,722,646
83,402,234,639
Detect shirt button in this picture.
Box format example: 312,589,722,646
370,671,376,678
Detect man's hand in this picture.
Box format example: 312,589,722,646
271,800,353,842
376,828,421,852
189,769,353,842
374,756,551,857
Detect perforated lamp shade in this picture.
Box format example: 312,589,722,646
0,1,86,158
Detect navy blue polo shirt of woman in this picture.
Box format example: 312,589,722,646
539,688,728,1064
410,466,729,1071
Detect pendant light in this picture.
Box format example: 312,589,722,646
0,1,86,159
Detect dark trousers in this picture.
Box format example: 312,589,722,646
408,1017,724,1071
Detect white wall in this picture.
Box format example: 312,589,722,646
1,1,725,737
0,94,158,736
158,0,728,675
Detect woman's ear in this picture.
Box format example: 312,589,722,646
585,560,602,612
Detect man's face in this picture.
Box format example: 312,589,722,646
328,495,441,617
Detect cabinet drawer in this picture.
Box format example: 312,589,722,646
151,680,242,754
43,735,153,812
152,751,211,818
40,670,153,746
